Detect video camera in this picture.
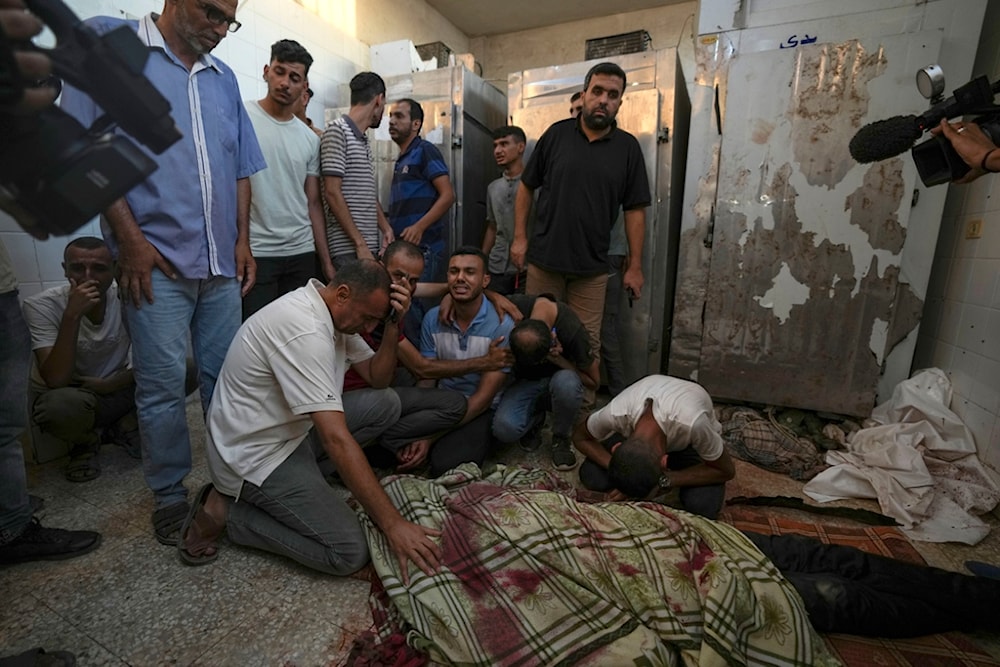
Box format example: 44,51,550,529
849,66,1000,186
0,0,181,238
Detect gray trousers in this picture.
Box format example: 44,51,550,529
379,386,467,451
226,387,400,575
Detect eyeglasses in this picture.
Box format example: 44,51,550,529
198,1,241,32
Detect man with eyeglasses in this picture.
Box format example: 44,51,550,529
180,259,443,580
60,0,266,547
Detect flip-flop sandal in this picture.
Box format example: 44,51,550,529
65,452,100,483
177,483,222,566
151,500,189,546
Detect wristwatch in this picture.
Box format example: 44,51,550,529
658,473,672,491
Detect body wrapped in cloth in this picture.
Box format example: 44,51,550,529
357,464,838,667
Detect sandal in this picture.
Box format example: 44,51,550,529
65,451,100,483
104,419,142,460
178,483,223,566
151,500,189,546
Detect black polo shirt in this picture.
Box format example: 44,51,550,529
508,294,593,381
521,117,650,276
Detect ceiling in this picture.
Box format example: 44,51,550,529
424,0,691,37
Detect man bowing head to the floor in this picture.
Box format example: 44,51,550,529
179,260,439,581
573,374,735,519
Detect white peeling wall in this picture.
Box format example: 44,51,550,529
667,0,985,417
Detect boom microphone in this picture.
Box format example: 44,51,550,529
849,116,922,163
850,75,1000,165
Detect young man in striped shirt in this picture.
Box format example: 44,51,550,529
320,72,394,275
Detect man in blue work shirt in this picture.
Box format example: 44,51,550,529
60,0,266,547
419,247,514,477
387,98,455,283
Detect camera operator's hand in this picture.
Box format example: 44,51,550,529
0,0,58,112
933,119,998,184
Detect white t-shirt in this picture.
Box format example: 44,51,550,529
206,279,375,496
22,284,130,391
586,375,724,461
245,100,321,258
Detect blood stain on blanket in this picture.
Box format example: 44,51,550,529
675,539,714,576
502,568,544,595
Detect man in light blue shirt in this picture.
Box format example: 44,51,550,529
60,0,266,547
419,247,513,477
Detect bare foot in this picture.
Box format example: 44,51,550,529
181,488,228,559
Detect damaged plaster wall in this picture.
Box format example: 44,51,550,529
790,42,885,190
701,160,910,415
753,262,809,324
668,32,732,381
676,30,932,416
671,0,985,417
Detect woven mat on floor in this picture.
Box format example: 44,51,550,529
720,505,1000,667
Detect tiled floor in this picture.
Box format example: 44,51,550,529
3,400,1000,666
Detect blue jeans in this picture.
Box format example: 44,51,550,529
492,370,584,443
419,241,445,283
127,271,241,508
226,387,400,574
0,290,32,544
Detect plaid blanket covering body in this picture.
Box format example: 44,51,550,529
358,465,839,667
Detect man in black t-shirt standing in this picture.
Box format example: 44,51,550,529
492,294,600,470
509,62,650,363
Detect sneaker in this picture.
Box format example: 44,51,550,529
519,421,544,452
551,436,577,471
0,518,102,565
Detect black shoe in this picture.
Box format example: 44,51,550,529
0,518,101,565
551,436,577,471
0,647,77,666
